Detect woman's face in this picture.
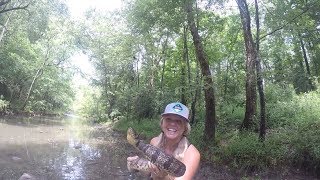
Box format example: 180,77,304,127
161,114,185,140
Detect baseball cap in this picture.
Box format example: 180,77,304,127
161,102,189,122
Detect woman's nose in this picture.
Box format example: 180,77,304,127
169,119,180,125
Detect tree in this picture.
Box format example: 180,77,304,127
236,0,257,131
254,0,266,140
185,0,216,141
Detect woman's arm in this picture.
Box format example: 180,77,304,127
175,144,200,180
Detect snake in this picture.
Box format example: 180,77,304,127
127,127,186,177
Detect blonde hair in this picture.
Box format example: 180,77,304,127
160,117,191,136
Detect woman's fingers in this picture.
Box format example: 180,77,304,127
149,163,159,173
127,156,139,171
127,156,139,161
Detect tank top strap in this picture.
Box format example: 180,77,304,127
172,136,190,161
154,132,163,148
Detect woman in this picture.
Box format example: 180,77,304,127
128,102,200,180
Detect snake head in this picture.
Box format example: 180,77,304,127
127,127,139,146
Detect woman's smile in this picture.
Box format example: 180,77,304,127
162,114,185,138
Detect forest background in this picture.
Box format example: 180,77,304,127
0,0,319,177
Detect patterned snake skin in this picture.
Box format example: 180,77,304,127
127,127,186,177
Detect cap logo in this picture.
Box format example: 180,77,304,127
172,104,183,112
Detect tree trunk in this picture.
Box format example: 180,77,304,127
160,34,169,90
184,26,192,86
0,16,10,44
190,62,201,125
299,34,314,91
181,25,189,105
158,33,169,113
185,0,216,141
236,0,257,131
22,68,43,110
136,57,140,88
254,0,266,141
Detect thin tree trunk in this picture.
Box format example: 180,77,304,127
160,34,169,90
22,67,43,110
181,25,188,105
137,57,140,88
236,0,257,131
0,16,10,44
185,0,216,141
254,0,266,140
299,34,314,90
223,61,229,99
22,45,50,110
190,62,201,125
185,26,191,86
149,56,155,88
159,33,169,113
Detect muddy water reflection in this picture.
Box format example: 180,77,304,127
0,115,133,180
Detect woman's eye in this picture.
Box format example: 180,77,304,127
165,118,182,124
173,119,182,124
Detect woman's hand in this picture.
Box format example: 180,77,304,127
127,156,139,171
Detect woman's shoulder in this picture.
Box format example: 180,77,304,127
150,133,162,145
186,144,200,157
150,136,158,145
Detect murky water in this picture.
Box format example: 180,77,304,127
0,115,135,180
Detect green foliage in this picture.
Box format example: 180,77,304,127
73,86,107,120
268,90,320,128
0,97,9,111
285,121,320,173
188,121,206,148
0,0,76,113
217,132,286,172
220,133,264,170
125,0,185,34
214,90,320,175
114,117,160,140
133,88,156,119
218,103,244,132
29,71,75,113
264,83,295,104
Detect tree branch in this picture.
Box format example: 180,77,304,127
0,3,29,14
259,9,309,41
